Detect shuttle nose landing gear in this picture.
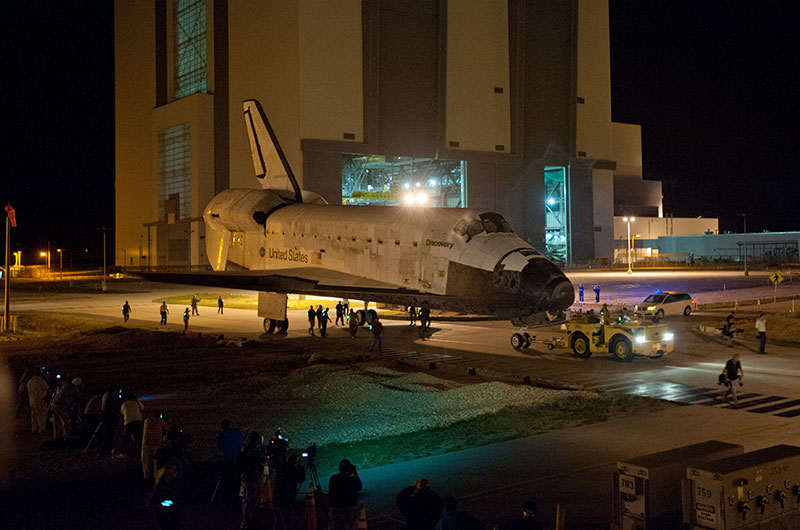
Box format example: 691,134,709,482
510,330,532,350
263,317,289,334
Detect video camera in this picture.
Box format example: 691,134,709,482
301,443,317,465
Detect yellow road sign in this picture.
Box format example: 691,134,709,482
770,271,784,286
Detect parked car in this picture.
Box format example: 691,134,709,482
634,291,694,321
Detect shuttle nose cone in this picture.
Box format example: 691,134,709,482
550,279,575,312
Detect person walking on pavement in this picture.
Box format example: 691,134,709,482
182,308,190,335
348,309,358,338
755,313,767,354
26,368,49,433
320,307,332,337
397,478,444,530
498,500,543,530
122,301,132,323
723,311,736,347
335,301,345,326
316,304,324,330
409,305,417,326
368,318,384,353
238,431,267,530
722,353,743,406
328,458,363,530
191,295,200,316
308,305,317,336
217,296,224,314
160,302,169,325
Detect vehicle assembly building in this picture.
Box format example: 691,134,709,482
115,0,666,268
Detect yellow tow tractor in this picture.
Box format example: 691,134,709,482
565,311,674,362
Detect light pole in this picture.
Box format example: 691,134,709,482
623,216,635,274
4,203,17,333
57,248,63,279
100,228,109,292
738,213,748,276
39,250,50,274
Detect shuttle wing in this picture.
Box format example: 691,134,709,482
243,100,303,203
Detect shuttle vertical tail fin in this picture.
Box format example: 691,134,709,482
243,100,303,203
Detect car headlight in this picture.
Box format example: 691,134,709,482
663,332,674,341
647,306,656,311
635,335,646,344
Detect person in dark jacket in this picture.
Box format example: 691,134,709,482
308,306,317,336
328,458,363,530
217,419,245,508
435,497,484,530
239,431,267,530
335,302,345,326
320,307,332,337
148,462,184,530
274,454,306,530
396,478,443,530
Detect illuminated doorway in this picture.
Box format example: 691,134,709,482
544,166,569,263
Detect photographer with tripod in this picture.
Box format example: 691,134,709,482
328,459,363,530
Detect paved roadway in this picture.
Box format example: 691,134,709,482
7,273,800,529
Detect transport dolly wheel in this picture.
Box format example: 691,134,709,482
523,332,532,349
278,318,289,333
264,318,277,334
511,333,525,350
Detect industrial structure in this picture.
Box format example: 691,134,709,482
115,0,671,268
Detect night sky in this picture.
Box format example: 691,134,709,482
1,2,798,267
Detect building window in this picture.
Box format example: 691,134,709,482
158,123,191,220
342,155,467,207
544,166,569,263
173,0,207,100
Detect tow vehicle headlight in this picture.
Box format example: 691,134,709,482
647,306,656,311
635,335,646,344
663,332,674,341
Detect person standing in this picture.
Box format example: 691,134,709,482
142,411,167,481
316,305,324,330
191,295,200,316
217,420,245,508
335,301,345,326
308,306,317,336
51,377,82,440
593,285,601,303
396,479,443,530
122,301,132,323
274,454,306,530
320,307,332,337
217,296,224,314
239,431,267,530
182,308,190,335
348,309,358,339
121,393,144,456
409,306,417,326
160,302,169,325
26,368,49,433
722,353,743,406
99,385,122,454
723,311,736,347
328,459,362,530
755,313,767,354
368,318,384,353
435,496,485,530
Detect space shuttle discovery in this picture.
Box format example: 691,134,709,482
144,100,574,328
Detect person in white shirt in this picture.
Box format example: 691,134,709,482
120,394,144,455
26,369,49,433
755,313,767,354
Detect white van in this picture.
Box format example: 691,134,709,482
635,291,694,320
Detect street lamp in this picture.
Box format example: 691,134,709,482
39,250,50,271
57,248,63,279
622,217,636,274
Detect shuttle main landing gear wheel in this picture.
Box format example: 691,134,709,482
264,318,289,334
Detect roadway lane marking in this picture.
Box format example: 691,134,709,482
776,407,800,418
748,399,800,414
720,396,786,410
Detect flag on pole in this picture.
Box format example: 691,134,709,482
5,203,16,227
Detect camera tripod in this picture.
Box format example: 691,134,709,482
305,458,320,490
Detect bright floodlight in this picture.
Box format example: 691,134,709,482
415,192,428,205
403,182,411,190
622,217,628,222
415,182,421,188
631,217,636,222
39,251,46,257
428,178,438,187
547,198,555,205
404,193,415,205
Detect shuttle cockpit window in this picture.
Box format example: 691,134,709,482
479,212,512,234
453,218,485,240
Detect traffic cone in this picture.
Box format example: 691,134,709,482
259,471,274,509
305,482,317,530
357,503,368,530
